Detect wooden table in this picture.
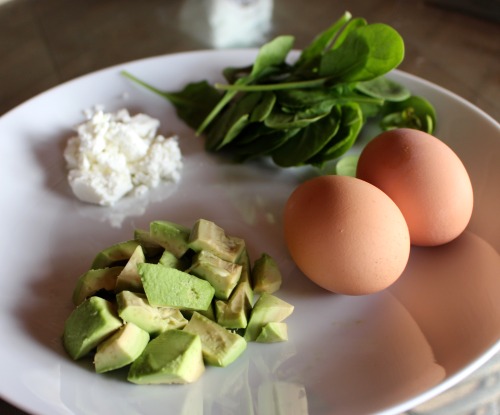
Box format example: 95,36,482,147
1,0,499,414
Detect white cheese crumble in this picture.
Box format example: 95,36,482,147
64,108,182,206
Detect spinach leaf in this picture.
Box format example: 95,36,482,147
308,102,364,165
121,71,221,130
380,95,437,133
355,76,411,102
319,24,405,83
272,106,342,167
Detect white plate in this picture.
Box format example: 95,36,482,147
1,50,499,415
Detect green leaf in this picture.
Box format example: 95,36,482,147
251,35,295,78
250,92,277,122
294,11,352,70
380,95,437,133
120,71,221,130
308,102,363,164
264,104,331,130
355,76,411,102
319,23,405,83
272,106,342,167
229,128,300,160
205,92,263,150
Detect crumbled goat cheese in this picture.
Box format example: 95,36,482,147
64,108,182,206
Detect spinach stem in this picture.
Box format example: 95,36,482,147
214,78,328,92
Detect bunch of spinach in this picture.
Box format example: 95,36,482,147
122,11,436,168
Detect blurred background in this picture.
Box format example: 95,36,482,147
0,0,499,120
0,0,499,414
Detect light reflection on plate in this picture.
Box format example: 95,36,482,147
0,50,499,415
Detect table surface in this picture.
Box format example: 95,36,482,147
1,0,499,414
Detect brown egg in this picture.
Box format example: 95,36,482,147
283,175,410,295
356,128,473,246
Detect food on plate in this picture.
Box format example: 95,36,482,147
283,175,410,295
64,107,182,206
356,128,473,246
62,218,293,384
122,11,437,168
128,329,204,384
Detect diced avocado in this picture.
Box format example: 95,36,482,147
149,220,190,258
215,281,254,329
94,323,150,373
158,249,185,269
244,293,294,342
183,312,247,367
128,329,204,384
72,266,124,306
63,296,123,360
115,245,145,293
236,248,253,286
188,219,245,263
182,302,216,322
255,322,288,343
252,253,282,294
134,228,164,258
117,290,187,336
138,263,214,310
188,250,242,300
91,240,140,269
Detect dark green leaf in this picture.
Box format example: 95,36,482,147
250,92,277,122
272,106,342,167
229,128,300,160
308,102,363,164
251,35,295,78
319,23,405,83
294,11,352,70
380,95,437,133
355,76,411,102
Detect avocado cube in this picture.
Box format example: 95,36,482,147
138,263,214,310
182,302,216,322
236,248,253,286
117,290,187,336
63,296,123,360
72,266,124,306
115,245,146,293
244,293,294,342
188,219,245,263
128,329,204,384
149,220,190,258
183,312,247,367
215,281,253,329
255,322,288,343
91,240,140,269
189,250,242,300
94,323,150,373
158,249,186,270
252,253,282,294
134,228,164,258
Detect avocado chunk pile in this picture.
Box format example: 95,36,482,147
62,218,293,384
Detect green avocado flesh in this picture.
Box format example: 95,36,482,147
91,240,140,269
138,263,215,310
189,250,242,300
63,296,122,360
72,266,124,306
63,218,293,386
128,329,204,384
94,323,150,373
149,220,190,258
188,219,245,263
117,290,187,335
183,312,247,367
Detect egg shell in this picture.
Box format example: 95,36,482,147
356,128,473,247
284,175,410,295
